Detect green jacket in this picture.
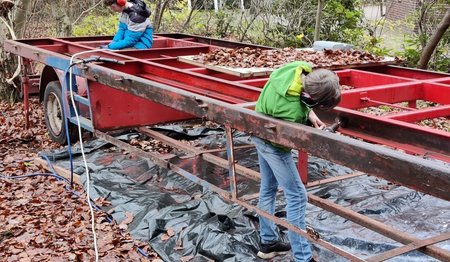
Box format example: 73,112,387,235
255,61,313,150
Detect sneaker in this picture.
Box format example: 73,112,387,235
257,241,291,259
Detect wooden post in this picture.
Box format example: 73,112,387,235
34,158,82,186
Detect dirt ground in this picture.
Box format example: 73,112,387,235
0,98,160,261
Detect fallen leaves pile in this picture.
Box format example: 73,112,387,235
193,47,389,69
357,100,449,132
0,98,60,168
0,98,160,261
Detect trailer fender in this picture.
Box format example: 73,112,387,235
39,66,63,102
39,66,89,102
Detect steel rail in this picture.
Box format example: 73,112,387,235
365,232,450,262
309,195,450,261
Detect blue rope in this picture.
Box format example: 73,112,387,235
62,65,77,187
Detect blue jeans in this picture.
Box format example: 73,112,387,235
252,137,312,262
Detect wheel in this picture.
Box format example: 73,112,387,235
43,81,78,144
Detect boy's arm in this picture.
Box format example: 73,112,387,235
308,110,325,129
112,22,127,43
108,29,144,50
108,14,150,50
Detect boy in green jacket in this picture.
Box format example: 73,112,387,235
254,61,341,262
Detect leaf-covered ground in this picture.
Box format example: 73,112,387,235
0,98,160,261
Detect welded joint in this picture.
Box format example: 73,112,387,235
114,76,125,82
194,97,209,110
264,123,277,132
306,226,320,240
360,91,369,102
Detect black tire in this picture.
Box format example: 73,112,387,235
43,81,78,145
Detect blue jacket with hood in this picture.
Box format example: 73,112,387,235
108,0,153,50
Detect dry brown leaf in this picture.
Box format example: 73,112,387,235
180,255,194,262
160,234,170,241
122,212,134,225
0,99,160,261
167,228,175,237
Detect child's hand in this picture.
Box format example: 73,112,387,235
308,110,326,129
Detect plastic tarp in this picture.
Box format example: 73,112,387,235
43,125,450,261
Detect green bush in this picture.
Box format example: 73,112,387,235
73,13,118,36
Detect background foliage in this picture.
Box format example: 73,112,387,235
1,0,449,100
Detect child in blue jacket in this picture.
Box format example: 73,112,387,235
103,0,153,50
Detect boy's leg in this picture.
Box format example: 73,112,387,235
253,137,279,243
256,143,312,262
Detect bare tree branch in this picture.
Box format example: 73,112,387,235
417,8,450,69
72,0,103,26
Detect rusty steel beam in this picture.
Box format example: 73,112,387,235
366,232,450,262
234,199,366,261
305,172,365,187
317,108,450,158
5,40,450,201
225,126,238,200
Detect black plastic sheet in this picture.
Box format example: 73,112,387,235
43,126,450,261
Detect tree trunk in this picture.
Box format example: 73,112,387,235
153,0,171,32
51,0,72,37
0,0,26,101
417,8,450,69
13,0,32,38
313,0,324,42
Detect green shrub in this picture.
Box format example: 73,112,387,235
73,13,118,36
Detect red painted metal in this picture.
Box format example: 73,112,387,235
88,81,194,130
22,75,30,129
337,69,417,88
298,150,309,184
361,65,450,80
6,34,450,261
4,35,450,200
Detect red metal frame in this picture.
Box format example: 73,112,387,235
5,34,450,195
5,33,450,261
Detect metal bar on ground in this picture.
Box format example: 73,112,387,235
95,131,231,199
240,172,367,201
234,198,366,262
96,130,365,261
138,127,261,181
308,194,450,261
305,172,366,187
366,232,450,262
